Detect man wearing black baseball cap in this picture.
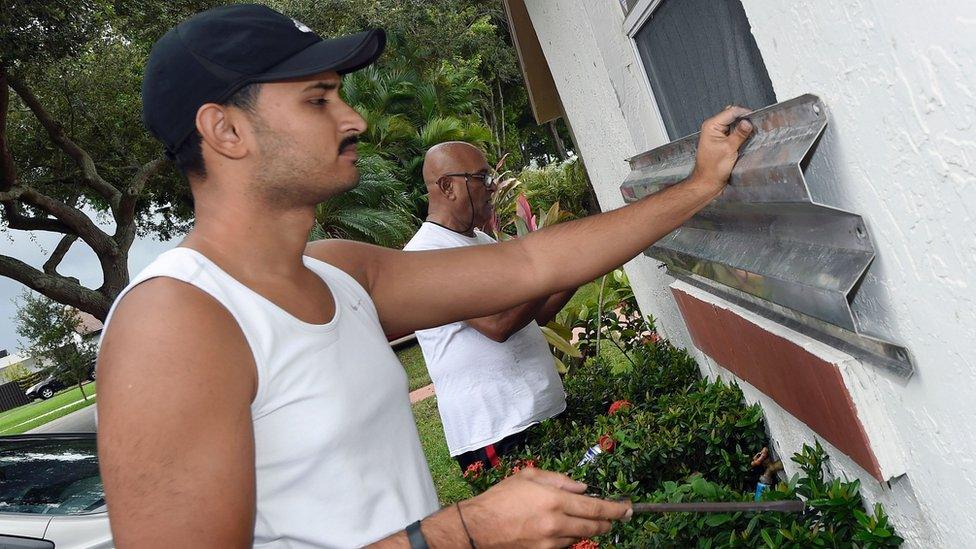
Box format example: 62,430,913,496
97,4,752,548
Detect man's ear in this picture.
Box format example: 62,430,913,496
195,103,249,161
436,176,456,200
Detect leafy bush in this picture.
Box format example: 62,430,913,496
555,268,648,375
525,353,767,496
311,153,418,247
517,158,591,219
615,442,904,548
460,336,903,547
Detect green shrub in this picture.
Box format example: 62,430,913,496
525,367,766,496
616,442,904,548
459,339,903,547
518,159,591,219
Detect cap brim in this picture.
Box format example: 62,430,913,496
251,28,386,82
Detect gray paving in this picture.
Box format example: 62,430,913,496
27,403,97,433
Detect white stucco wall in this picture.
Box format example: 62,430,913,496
525,0,976,546
521,0,698,349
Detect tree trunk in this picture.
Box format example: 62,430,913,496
1,70,168,319
497,79,506,150
78,380,87,401
548,120,569,161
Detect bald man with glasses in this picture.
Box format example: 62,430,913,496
404,141,577,472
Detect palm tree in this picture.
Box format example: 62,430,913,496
309,152,417,248
342,59,494,215
308,55,495,245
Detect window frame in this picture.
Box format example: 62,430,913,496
621,0,669,141
622,0,776,141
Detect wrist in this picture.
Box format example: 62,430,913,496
400,504,479,549
685,171,726,200
457,497,495,548
406,520,428,549
456,502,477,548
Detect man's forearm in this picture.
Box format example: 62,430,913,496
365,108,751,336
535,288,577,326
515,176,720,295
467,294,549,342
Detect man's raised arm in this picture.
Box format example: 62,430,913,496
311,107,752,337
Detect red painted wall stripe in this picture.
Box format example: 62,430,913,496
671,286,884,480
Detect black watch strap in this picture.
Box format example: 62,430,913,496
406,520,429,549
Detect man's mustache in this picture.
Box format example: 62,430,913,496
339,135,359,154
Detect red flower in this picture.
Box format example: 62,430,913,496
608,400,632,415
464,461,484,479
571,539,599,549
510,458,538,476
599,434,616,453
643,331,662,344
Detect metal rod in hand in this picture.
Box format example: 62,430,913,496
632,500,805,514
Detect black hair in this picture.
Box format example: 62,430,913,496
172,83,263,179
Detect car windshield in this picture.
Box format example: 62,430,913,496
0,437,103,515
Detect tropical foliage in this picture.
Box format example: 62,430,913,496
1,0,578,315
517,158,595,219
459,318,904,547
341,59,493,216
309,154,417,247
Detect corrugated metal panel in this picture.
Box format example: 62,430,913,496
621,94,914,377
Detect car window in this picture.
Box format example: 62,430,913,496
0,437,103,515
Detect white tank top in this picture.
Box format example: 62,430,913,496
101,247,439,547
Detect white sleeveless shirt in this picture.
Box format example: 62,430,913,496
101,247,439,547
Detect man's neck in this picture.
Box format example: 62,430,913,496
183,192,316,281
426,210,475,237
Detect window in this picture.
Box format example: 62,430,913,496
632,0,776,139
0,435,103,515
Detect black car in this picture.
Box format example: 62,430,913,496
24,366,96,401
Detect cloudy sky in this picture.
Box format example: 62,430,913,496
0,215,177,355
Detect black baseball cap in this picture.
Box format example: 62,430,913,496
142,3,385,157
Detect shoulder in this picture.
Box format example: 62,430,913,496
99,277,256,398
304,238,386,290
108,276,234,329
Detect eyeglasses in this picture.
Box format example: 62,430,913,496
444,172,497,190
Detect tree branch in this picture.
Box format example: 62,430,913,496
0,253,111,320
5,71,122,209
17,186,116,256
0,70,17,192
0,187,22,201
119,156,168,222
43,234,79,276
1,200,72,234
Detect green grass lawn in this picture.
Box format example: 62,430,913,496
0,382,97,435
396,344,432,391
412,396,472,506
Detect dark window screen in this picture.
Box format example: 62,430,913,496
634,0,776,139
